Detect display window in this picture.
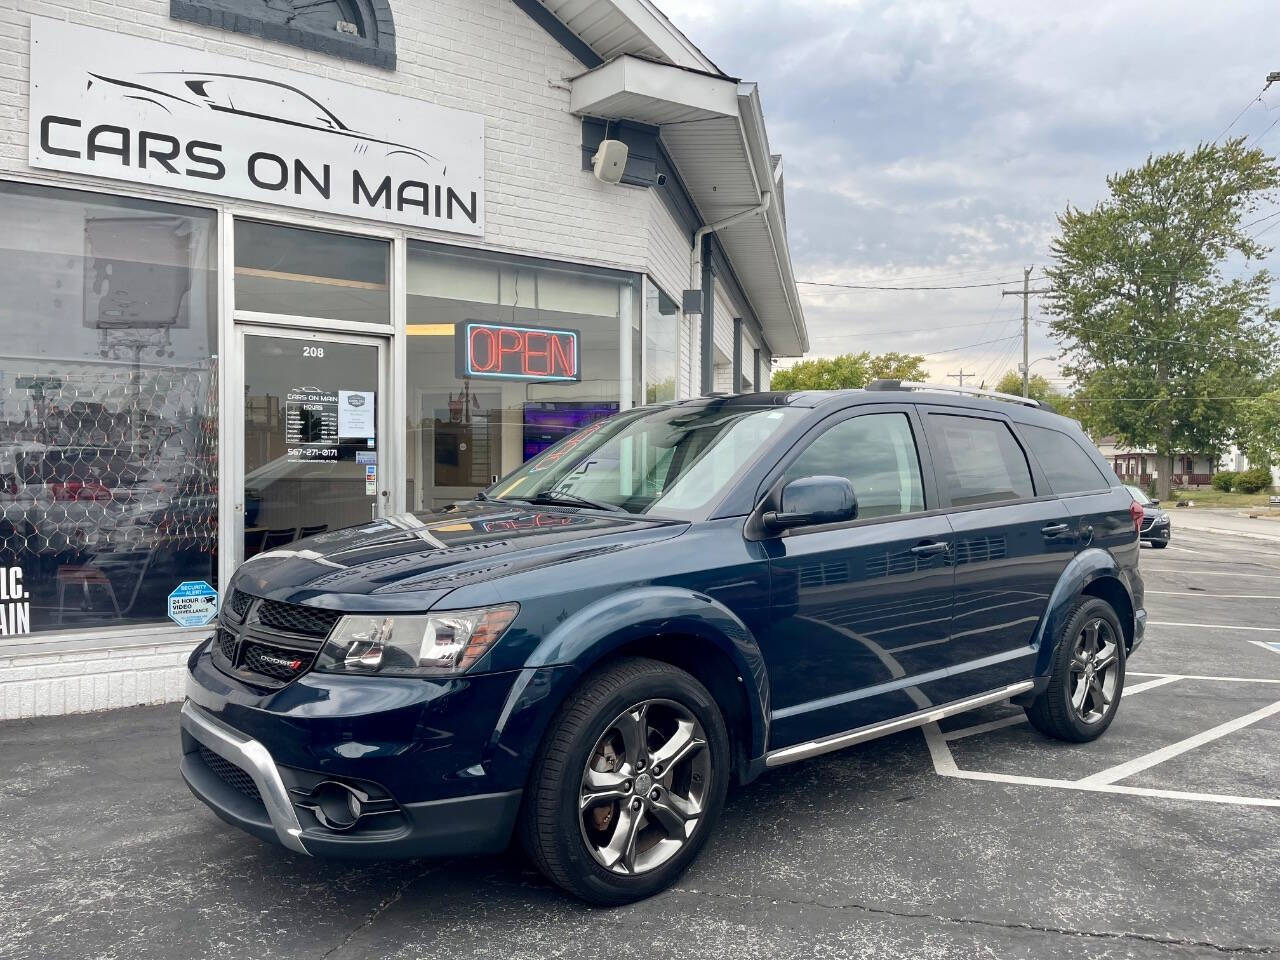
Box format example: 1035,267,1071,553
405,243,637,510
0,181,218,637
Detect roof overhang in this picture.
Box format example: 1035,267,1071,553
570,56,808,356
535,0,720,73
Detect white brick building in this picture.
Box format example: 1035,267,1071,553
0,0,807,717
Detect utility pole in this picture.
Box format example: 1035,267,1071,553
947,370,977,388
1002,266,1052,397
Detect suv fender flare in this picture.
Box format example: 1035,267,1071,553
521,585,771,761
1032,547,1134,677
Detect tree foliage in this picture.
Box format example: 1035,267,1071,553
1238,386,1280,467
991,371,1070,413
1043,139,1280,497
770,352,927,390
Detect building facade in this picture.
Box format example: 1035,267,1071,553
0,0,807,717
1095,439,1217,490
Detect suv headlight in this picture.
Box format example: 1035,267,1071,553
314,603,518,676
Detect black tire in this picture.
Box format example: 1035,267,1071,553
519,656,731,905
1026,596,1126,743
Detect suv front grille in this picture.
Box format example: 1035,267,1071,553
198,746,263,806
212,593,341,688
256,600,342,638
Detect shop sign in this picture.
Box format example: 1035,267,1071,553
27,18,485,235
456,322,580,382
0,567,31,637
168,581,219,628
285,387,339,462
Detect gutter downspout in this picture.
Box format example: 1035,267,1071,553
690,191,773,293
690,192,772,395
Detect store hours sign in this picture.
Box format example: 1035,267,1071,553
27,17,485,235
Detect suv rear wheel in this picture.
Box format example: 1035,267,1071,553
1026,596,1126,742
519,657,730,905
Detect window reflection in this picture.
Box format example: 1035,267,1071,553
0,181,218,637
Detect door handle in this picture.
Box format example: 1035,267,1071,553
1041,523,1071,538
910,541,950,557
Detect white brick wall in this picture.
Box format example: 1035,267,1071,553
0,639,194,719
644,192,697,398
0,0,653,271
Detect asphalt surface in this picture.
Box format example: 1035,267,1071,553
2,526,1279,959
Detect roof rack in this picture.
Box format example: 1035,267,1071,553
865,379,1043,408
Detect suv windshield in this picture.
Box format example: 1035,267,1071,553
491,404,801,516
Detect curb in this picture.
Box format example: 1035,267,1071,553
1173,523,1280,545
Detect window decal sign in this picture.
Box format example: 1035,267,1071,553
168,581,218,628
456,322,580,382
338,390,376,439
27,17,484,235
0,567,31,636
285,387,339,462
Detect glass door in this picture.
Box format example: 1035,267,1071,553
236,327,386,560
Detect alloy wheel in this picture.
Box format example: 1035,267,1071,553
1069,618,1120,724
579,698,710,875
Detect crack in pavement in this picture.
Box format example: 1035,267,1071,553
673,886,1277,955
318,865,434,960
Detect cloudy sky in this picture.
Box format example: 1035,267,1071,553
664,1,1280,388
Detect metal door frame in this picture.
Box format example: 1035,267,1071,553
224,322,391,583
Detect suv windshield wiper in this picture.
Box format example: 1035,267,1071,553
507,489,625,512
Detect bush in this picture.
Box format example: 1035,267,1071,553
1212,471,1237,492
1235,467,1274,494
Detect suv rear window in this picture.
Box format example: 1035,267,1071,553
928,414,1034,507
1019,423,1110,495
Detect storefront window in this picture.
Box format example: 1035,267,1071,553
235,220,389,324
406,243,636,511
644,282,678,403
0,181,218,638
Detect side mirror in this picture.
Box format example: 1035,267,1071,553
1150,499,1160,506
763,475,857,532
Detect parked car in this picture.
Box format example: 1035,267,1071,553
180,383,1146,905
1126,485,1170,548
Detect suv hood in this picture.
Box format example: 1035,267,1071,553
231,500,685,609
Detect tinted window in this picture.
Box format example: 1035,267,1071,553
1020,424,1110,495
782,413,925,518
929,414,1034,507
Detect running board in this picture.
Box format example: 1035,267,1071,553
764,681,1035,768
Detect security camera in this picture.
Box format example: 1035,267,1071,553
591,139,628,185
656,173,667,186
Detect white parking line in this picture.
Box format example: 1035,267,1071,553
924,674,1280,807
1077,699,1280,786
941,676,1179,742
1146,591,1280,599
1140,569,1280,579
1148,621,1280,632
1130,671,1280,684
1251,641,1280,657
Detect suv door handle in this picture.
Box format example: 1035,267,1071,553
1041,523,1071,538
910,541,950,557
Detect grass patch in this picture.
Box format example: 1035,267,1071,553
1168,488,1276,508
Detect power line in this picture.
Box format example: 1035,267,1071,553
919,333,1022,358
1248,113,1280,147
1215,80,1272,143
806,317,1019,341
947,369,977,387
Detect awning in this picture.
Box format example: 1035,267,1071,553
570,55,808,357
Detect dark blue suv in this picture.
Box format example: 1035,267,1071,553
181,382,1146,904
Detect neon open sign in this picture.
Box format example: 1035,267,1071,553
456,322,580,381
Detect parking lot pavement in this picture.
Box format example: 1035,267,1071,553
2,526,1279,960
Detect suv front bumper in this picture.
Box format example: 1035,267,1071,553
180,699,523,859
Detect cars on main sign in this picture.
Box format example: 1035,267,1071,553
180,382,1146,905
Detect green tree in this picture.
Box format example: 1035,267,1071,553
1044,139,1280,499
770,351,927,390
991,370,1067,412
1238,386,1280,467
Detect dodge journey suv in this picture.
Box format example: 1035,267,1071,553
181,382,1145,904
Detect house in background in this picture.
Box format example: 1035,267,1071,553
1220,445,1280,487
1094,438,1217,489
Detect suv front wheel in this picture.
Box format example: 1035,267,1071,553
1026,596,1127,742
519,657,731,905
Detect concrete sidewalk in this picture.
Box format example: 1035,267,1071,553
1168,506,1280,543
